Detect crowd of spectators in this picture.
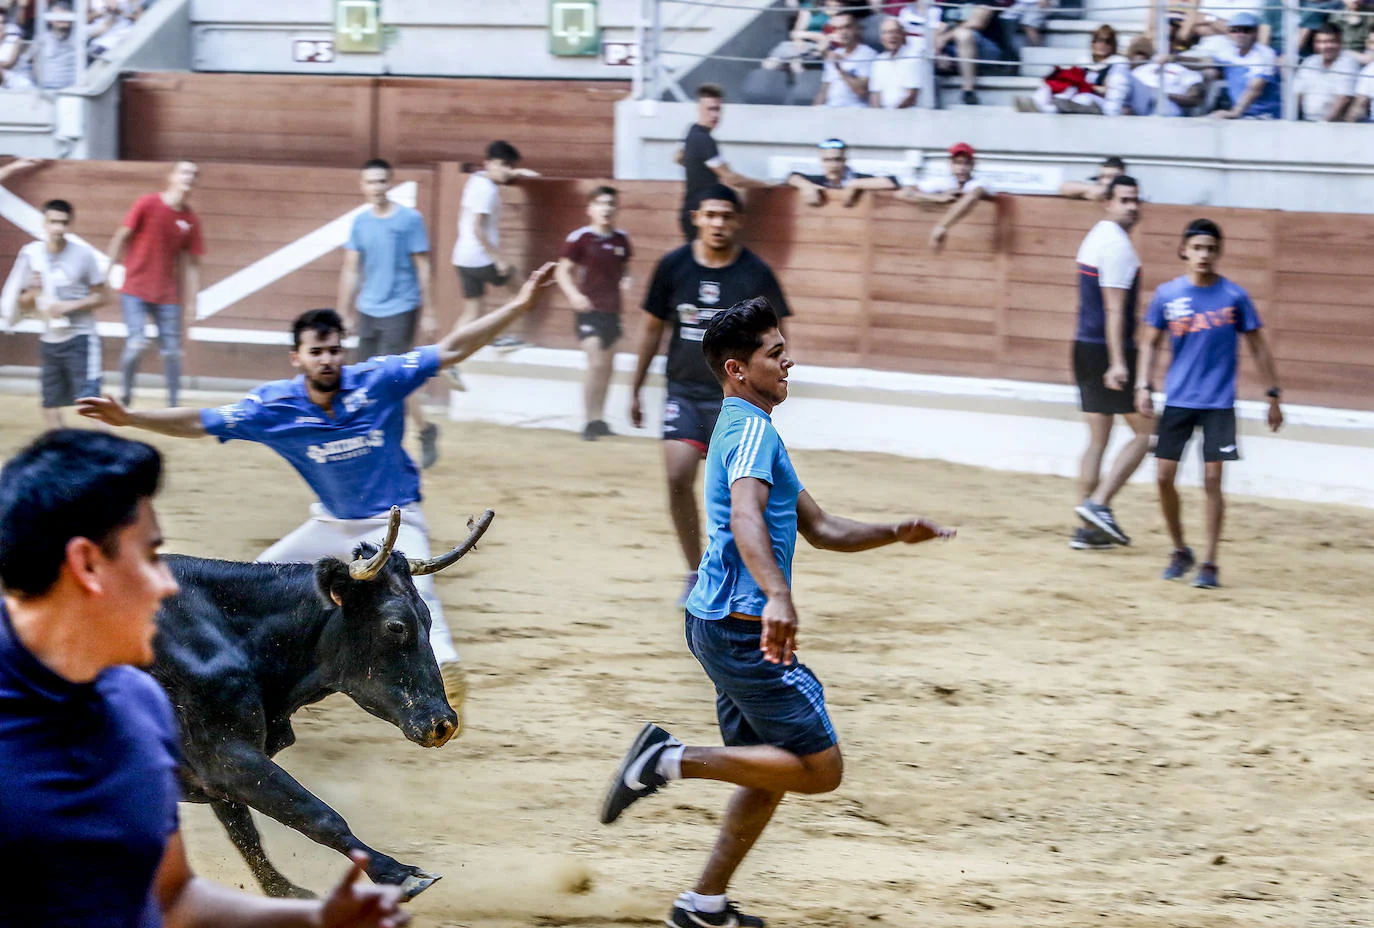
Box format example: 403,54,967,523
1,0,151,91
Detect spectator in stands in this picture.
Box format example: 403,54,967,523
1334,0,1374,63
1296,21,1361,118
897,0,943,47
1185,0,1273,47
1017,23,1130,114
896,141,995,251
1205,11,1281,118
1003,0,1054,48
932,0,1010,105
1124,36,1204,115
676,84,768,244
0,21,32,88
89,0,149,61
1348,36,1374,117
815,11,877,107
33,0,76,90
1059,156,1128,200
788,138,900,207
763,0,834,73
870,15,923,107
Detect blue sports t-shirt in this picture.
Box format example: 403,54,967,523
200,346,440,519
1145,275,1263,410
347,206,430,318
687,397,805,620
0,603,181,927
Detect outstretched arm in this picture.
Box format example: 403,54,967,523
930,189,988,251
796,490,955,553
434,262,555,368
731,477,798,666
76,396,208,438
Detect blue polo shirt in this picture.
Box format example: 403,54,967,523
346,206,430,318
686,397,804,620
199,346,440,519
1144,274,1263,409
0,602,181,927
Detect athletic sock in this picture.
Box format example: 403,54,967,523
656,743,684,781
685,892,726,914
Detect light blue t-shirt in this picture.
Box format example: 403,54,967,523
686,397,805,620
1145,275,1263,410
346,206,430,318
199,347,440,519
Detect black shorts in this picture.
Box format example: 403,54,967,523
663,388,722,453
458,263,512,299
356,309,417,361
1073,340,1138,416
1155,406,1240,463
574,311,622,350
40,335,102,408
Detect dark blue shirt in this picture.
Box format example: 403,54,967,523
0,602,181,927
1145,274,1263,409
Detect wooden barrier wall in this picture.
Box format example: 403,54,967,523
0,161,1369,411
121,74,628,178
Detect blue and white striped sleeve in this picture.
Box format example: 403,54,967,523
725,418,782,487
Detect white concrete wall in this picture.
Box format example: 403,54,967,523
615,99,1374,214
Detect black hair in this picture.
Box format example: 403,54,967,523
0,430,162,596
588,184,618,203
1182,217,1223,244
42,198,73,218
486,140,521,165
702,297,781,382
292,308,345,349
361,158,393,174
1315,21,1342,40
1105,174,1139,200
691,183,741,212
1102,156,1127,171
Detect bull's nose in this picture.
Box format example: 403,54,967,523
428,717,457,748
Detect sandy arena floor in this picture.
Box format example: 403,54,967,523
3,392,1372,928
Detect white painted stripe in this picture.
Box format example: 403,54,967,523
5,319,358,348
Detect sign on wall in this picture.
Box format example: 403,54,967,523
293,39,336,63
550,0,599,56
335,0,382,54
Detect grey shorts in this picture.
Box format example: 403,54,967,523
40,334,102,408
356,309,418,361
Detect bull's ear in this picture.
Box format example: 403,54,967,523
314,558,351,608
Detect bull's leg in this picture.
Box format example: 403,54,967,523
210,799,315,899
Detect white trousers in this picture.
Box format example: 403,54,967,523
256,503,459,664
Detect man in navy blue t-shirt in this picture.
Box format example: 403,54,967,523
1135,219,1284,588
0,430,409,927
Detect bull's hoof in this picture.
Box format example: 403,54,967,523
398,870,442,900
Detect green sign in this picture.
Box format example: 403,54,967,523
335,0,382,53
549,0,599,56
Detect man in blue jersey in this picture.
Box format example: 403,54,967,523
1070,175,1153,550
600,298,955,928
1135,219,1284,588
78,264,556,725
0,430,409,928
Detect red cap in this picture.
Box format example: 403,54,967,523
948,142,976,159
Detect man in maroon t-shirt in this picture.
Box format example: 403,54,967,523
554,185,633,441
107,161,204,407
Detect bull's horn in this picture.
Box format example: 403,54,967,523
349,506,402,580
409,510,495,577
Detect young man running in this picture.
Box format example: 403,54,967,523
1070,175,1153,550
555,185,632,441
79,264,557,727
1135,218,1283,588
601,298,955,928
631,184,790,605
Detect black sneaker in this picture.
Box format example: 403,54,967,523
589,419,613,437
1075,501,1130,545
1192,562,1220,589
581,422,599,442
961,90,979,105
1162,547,1196,581
667,895,765,928
600,722,679,825
420,423,440,469
1069,526,1115,550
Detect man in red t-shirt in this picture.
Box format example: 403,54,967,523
107,161,204,407
554,186,633,441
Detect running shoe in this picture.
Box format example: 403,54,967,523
492,335,527,351
600,722,679,825
677,570,699,608
445,366,467,391
1192,562,1220,589
1069,526,1115,550
1075,501,1130,545
439,661,466,739
1162,547,1196,581
420,423,440,469
667,895,766,928
581,422,599,441
589,419,613,437
961,90,979,106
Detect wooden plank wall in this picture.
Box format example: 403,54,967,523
121,73,629,178
0,161,1369,411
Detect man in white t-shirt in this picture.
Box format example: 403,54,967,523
870,16,924,108
1128,60,1204,115
814,12,878,107
1296,22,1360,120
1068,176,1152,551
1350,59,1374,120
451,140,540,365
896,142,995,251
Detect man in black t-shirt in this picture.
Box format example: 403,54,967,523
631,184,791,605
677,84,769,242
787,138,901,207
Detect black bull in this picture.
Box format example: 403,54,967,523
150,508,493,900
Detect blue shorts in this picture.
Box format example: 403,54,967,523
685,613,837,757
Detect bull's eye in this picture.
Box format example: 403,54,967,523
385,619,407,638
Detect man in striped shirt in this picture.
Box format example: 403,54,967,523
600,298,954,928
